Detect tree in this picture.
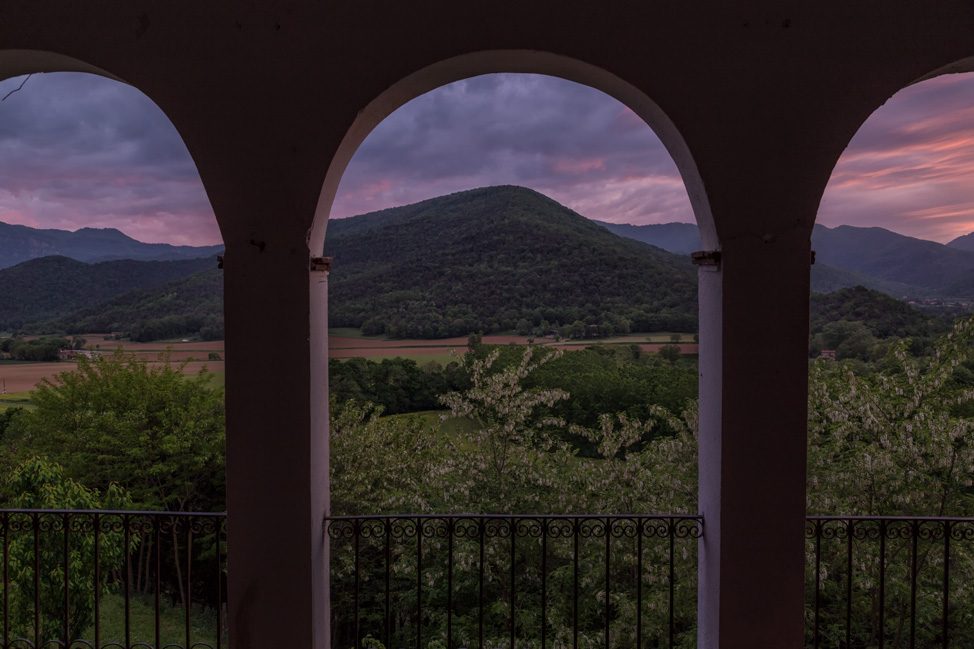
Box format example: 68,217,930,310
329,399,442,515
807,317,974,517
658,343,681,363
438,347,570,511
3,458,133,644
4,349,225,512
806,317,974,645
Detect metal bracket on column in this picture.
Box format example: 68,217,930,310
217,255,224,269
691,250,721,270
810,250,816,265
310,256,333,272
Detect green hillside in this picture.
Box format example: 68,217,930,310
0,255,215,330
7,188,958,345
810,286,948,342
323,185,698,338
46,268,224,341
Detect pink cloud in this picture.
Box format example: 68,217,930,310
0,208,39,228
818,73,974,242
552,157,607,174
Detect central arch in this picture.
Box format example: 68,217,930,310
308,48,715,649
310,50,713,253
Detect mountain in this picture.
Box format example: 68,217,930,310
591,221,701,256
595,219,974,297
47,268,224,342
810,224,974,291
323,185,698,338
946,231,974,252
7,187,964,342
0,221,224,270
0,255,216,330
808,263,921,297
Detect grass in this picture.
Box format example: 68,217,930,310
552,332,698,346
385,409,480,442
330,327,386,340
89,591,225,648
204,370,226,390
0,390,34,411
1,592,225,648
384,352,459,365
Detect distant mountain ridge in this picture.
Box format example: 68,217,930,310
594,219,974,297
5,186,973,342
590,220,701,256
947,231,974,252
0,221,224,270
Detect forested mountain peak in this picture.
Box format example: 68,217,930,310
323,185,698,338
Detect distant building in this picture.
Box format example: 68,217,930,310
820,350,837,361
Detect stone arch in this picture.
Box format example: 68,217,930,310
0,49,123,84
310,50,713,252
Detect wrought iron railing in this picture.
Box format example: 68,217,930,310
806,516,974,649
325,514,704,649
0,509,227,649
8,510,974,649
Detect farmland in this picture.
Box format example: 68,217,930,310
0,330,696,398
0,335,226,399
328,329,698,358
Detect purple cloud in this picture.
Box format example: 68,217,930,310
0,72,220,246
817,72,974,243
329,74,694,226
2,70,974,246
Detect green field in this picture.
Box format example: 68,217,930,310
0,391,34,411
374,352,458,365
551,332,697,346
329,327,386,340
204,370,226,390
385,409,481,447
89,592,223,648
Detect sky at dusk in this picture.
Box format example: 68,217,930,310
1,70,974,246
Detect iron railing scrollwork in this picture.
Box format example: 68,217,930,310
326,514,703,649
0,509,227,649
806,516,974,649
7,508,974,649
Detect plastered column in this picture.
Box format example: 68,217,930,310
697,230,811,649
222,239,330,649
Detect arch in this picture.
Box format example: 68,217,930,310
0,49,124,84
310,50,713,252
